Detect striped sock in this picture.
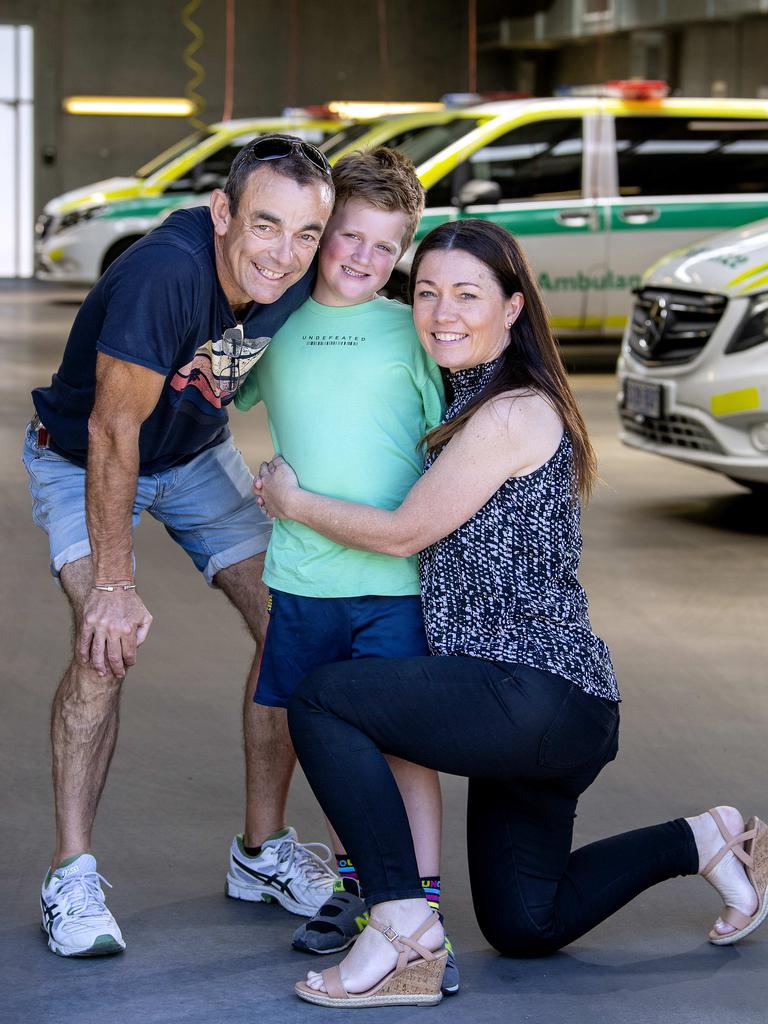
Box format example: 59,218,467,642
336,856,359,881
421,876,441,911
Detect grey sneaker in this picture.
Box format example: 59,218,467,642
40,854,125,957
441,933,460,995
226,827,337,917
292,877,369,954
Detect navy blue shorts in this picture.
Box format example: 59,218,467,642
254,590,430,709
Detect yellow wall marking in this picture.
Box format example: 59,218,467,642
710,387,760,416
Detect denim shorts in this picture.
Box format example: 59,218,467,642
255,589,430,709
21,423,272,585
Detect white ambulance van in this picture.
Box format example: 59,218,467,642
396,81,768,337
36,83,768,340
618,218,768,493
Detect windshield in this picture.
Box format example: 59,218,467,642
386,118,485,165
320,123,377,157
136,130,210,178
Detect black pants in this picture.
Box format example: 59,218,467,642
288,656,698,958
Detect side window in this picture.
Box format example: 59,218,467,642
193,144,242,188
616,117,768,196
425,173,458,208
469,118,583,201
388,118,482,166
426,117,583,206
165,144,241,193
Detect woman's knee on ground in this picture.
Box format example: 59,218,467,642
475,905,562,959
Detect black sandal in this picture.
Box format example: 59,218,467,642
292,877,368,954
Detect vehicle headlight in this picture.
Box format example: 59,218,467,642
35,213,53,239
727,294,768,354
55,206,106,234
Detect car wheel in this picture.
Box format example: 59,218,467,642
100,236,144,275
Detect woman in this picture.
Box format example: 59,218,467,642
255,220,767,1008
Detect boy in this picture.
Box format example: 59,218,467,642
229,149,458,992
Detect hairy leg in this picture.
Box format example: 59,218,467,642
52,556,123,867
215,553,297,845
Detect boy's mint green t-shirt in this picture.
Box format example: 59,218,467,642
235,295,445,598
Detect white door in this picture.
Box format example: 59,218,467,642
0,24,33,277
416,115,608,337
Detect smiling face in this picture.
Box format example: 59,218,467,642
312,199,409,307
412,249,524,372
211,165,333,308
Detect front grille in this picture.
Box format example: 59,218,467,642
628,288,726,366
620,411,722,453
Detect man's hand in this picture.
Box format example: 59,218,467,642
254,456,300,520
78,588,153,679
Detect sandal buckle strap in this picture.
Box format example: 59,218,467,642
701,809,756,878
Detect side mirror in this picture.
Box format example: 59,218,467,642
454,179,502,209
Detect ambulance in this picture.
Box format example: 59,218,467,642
34,114,346,282
618,217,768,493
36,83,768,338
34,104,485,284
397,81,768,337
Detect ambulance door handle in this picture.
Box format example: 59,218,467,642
555,210,594,228
619,206,660,225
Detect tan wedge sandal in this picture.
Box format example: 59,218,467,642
702,810,768,945
295,910,448,1008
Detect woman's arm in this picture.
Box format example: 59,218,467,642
257,391,563,557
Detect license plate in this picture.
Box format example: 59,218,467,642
624,378,663,419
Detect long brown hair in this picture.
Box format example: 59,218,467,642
409,219,597,500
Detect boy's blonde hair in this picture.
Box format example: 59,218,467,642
331,147,425,256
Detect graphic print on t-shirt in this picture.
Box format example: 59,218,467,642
301,332,366,348
170,331,271,407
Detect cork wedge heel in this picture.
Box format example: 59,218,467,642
704,812,768,946
295,911,447,1008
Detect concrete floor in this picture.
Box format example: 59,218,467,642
1,281,766,1024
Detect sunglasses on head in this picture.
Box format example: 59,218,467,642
244,136,332,176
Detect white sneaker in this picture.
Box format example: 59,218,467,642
40,853,126,957
226,827,338,917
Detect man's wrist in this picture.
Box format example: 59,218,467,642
92,579,136,592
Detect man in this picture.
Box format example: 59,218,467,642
25,135,337,958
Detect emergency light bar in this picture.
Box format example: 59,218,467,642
557,80,669,100
441,91,532,107
284,101,445,120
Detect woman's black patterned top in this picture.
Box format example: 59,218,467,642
419,357,620,702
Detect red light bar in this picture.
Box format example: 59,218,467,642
604,80,669,100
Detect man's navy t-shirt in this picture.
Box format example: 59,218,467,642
32,206,314,474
